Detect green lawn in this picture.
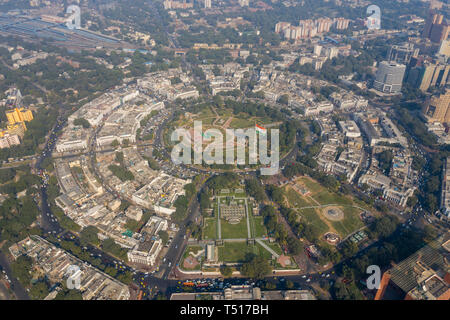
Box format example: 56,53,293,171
255,242,276,260
297,208,330,235
198,106,215,119
218,242,273,263
285,177,370,240
203,218,217,240
312,190,353,206
220,218,249,239
297,177,324,193
230,117,254,129
218,242,254,263
262,241,283,255
330,207,365,238
249,215,267,238
284,188,314,208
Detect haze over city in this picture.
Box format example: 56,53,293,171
0,0,448,311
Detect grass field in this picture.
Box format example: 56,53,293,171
284,177,368,239
220,218,249,239
285,188,314,208
249,215,267,238
203,218,217,240
218,242,276,263
297,208,330,235
204,214,267,240
330,207,365,238
255,242,276,260
218,242,254,263
298,177,324,193
230,117,255,129
312,189,353,206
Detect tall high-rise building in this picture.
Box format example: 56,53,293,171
438,39,450,56
204,0,211,8
387,43,419,64
418,61,450,92
276,17,344,40
373,61,406,94
316,18,333,33
334,18,350,30
423,11,449,44
431,22,450,43
423,89,450,124
275,22,291,34
423,11,443,38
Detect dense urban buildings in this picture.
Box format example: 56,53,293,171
275,17,351,40
9,236,131,300
0,0,449,306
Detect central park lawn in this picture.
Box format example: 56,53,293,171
284,187,314,208
220,218,249,239
249,215,267,238
312,189,353,206
285,177,368,239
297,208,330,235
203,218,217,240
330,206,365,238
297,177,324,194
218,242,275,263
218,242,254,263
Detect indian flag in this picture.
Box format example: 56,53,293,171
255,124,267,136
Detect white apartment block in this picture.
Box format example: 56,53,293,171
127,239,163,266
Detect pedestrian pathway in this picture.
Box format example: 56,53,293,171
245,198,251,239
217,197,222,239
256,239,280,259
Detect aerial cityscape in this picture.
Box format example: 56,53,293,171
0,0,448,308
